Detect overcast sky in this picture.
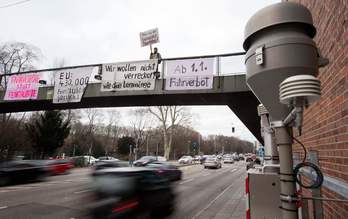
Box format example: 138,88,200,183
0,0,278,142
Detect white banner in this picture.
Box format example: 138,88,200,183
165,58,215,77
140,28,159,47
101,60,158,91
53,67,93,103
4,73,40,100
165,58,215,90
165,75,214,90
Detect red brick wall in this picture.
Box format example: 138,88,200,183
289,0,348,218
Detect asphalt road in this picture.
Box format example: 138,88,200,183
0,161,246,219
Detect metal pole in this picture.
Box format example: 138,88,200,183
308,151,324,219
156,143,159,157
260,114,278,166
146,136,149,156
129,144,133,166
73,144,76,157
272,121,298,219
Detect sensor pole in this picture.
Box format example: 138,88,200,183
272,121,298,219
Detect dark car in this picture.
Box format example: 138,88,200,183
94,160,129,170
144,162,182,182
133,156,157,167
89,167,175,219
0,160,49,186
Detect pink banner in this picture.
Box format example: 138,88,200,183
4,73,40,100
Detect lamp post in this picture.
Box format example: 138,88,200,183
129,144,133,166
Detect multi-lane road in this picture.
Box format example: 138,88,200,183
0,161,246,219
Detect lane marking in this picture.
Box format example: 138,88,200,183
74,189,91,194
192,182,235,218
179,178,194,185
0,206,8,210
202,173,211,177
230,169,237,173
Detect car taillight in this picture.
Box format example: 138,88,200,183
112,198,139,213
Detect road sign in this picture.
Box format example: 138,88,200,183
140,28,159,47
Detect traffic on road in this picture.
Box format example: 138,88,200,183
0,155,248,219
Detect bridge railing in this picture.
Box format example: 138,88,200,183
0,52,246,90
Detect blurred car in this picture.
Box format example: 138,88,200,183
200,155,208,164
238,154,245,160
94,160,129,170
204,156,222,169
178,156,193,164
84,156,99,166
223,154,234,164
97,156,119,161
193,155,201,162
47,159,73,175
0,160,49,186
232,153,240,161
144,162,182,181
133,156,158,167
156,156,167,162
89,167,175,218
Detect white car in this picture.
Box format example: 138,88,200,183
223,155,234,164
97,156,119,161
83,156,99,165
178,156,193,164
204,156,222,169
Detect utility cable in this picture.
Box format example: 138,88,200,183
292,135,307,163
293,161,324,189
284,127,323,189
0,0,31,9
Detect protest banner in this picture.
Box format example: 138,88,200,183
101,60,158,92
4,73,40,100
140,28,159,47
53,67,94,103
165,58,215,90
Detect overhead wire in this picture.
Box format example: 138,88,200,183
0,0,31,9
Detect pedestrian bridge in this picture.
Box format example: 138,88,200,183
0,53,262,141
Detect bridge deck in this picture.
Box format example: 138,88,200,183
0,74,261,142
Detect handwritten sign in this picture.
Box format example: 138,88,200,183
165,58,215,90
101,60,158,91
140,28,159,47
4,73,40,100
53,67,93,103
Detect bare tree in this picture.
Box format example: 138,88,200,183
129,108,153,157
83,108,104,155
104,109,121,155
148,106,191,160
0,42,41,88
0,42,41,158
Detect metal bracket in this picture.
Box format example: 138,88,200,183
255,46,264,65
270,120,285,128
